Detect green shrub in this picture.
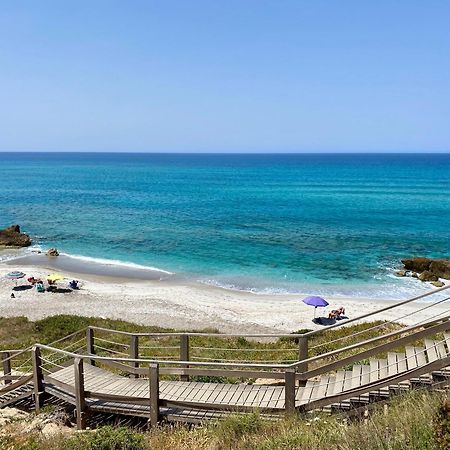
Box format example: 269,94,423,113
214,412,262,444
65,426,146,450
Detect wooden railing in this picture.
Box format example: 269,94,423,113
1,285,450,428
29,312,450,429
84,285,450,380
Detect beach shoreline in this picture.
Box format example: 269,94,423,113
1,256,448,334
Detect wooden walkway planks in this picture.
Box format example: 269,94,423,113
35,333,450,422
46,364,294,411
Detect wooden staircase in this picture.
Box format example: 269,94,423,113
0,382,34,409
1,285,450,426
298,334,450,413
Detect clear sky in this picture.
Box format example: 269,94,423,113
0,1,449,153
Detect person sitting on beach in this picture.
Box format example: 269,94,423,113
328,306,346,320
328,310,338,319
69,280,79,289
27,277,37,285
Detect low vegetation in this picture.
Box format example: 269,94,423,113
1,315,449,449
0,315,406,376
0,390,448,449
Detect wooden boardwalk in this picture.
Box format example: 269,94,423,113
1,285,450,428
38,333,450,423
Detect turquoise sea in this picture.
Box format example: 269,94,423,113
1,153,449,299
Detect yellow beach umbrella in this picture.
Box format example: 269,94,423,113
47,273,65,281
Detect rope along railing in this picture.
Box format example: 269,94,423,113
83,305,450,383
303,336,450,402
0,329,87,390
310,295,450,350
2,285,450,426
28,320,450,428
33,315,450,373
291,313,450,371
304,284,450,337
83,285,450,377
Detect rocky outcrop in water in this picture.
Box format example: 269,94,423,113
402,257,433,273
46,248,59,257
0,224,31,247
400,257,450,285
418,270,438,282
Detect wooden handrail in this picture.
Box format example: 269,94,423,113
303,284,450,338
87,325,309,338
35,344,287,369
87,286,450,340
298,318,450,380
36,314,450,375
290,315,450,369
300,351,450,412
0,350,27,355
0,374,33,395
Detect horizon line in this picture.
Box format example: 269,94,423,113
1,151,449,155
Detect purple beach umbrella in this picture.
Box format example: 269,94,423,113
302,296,329,318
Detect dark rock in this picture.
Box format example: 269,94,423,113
401,257,432,273
0,224,31,247
411,272,419,278
431,280,445,288
429,260,450,280
394,270,407,277
46,248,59,257
5,225,20,233
418,270,439,282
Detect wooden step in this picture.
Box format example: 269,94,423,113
368,359,389,398
430,339,450,378
411,346,433,384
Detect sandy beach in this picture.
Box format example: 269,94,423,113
1,254,448,334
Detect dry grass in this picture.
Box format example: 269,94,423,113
1,390,445,450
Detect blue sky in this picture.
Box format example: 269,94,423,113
0,1,449,153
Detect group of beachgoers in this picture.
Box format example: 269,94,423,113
9,275,80,298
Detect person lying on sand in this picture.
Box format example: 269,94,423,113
329,306,346,320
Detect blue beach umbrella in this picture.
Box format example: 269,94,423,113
302,296,329,318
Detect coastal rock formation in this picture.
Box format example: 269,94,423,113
400,257,450,285
429,260,450,279
418,270,438,282
0,224,31,247
402,257,450,279
394,270,408,277
46,248,59,257
402,257,432,273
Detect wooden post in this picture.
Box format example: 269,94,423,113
284,368,296,414
297,336,308,386
180,334,190,382
149,363,160,427
31,346,44,413
86,327,95,366
74,357,87,430
130,335,139,378
1,352,12,385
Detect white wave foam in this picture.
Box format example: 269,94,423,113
0,244,42,262
198,276,432,300
58,252,174,275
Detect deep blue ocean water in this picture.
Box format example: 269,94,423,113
1,153,449,298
